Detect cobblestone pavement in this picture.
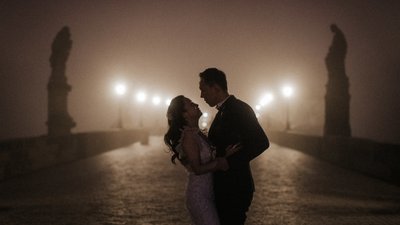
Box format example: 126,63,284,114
0,136,399,225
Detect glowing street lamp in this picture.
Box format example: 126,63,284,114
152,96,161,106
165,98,172,106
115,84,127,96
256,92,274,127
260,92,274,107
200,112,210,129
282,86,294,98
136,91,147,103
281,85,294,131
114,83,127,129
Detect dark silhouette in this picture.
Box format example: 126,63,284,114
199,68,270,225
324,24,351,137
164,95,240,224
46,26,75,137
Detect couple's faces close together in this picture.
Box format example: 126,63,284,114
199,78,219,107
182,78,220,122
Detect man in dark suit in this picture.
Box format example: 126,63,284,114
199,68,270,225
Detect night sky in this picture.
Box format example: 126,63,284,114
1,0,399,144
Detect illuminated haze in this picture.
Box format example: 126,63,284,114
1,0,399,144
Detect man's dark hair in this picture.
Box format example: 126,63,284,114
199,68,228,92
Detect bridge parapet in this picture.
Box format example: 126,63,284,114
267,130,400,186
0,129,149,181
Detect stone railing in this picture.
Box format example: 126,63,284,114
267,130,400,186
0,129,149,181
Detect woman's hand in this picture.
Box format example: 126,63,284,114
224,143,241,157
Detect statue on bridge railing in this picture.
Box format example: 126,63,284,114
324,24,352,137
46,26,76,137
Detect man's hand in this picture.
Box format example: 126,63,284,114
224,143,241,157
216,157,229,171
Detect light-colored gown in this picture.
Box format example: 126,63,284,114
177,127,220,225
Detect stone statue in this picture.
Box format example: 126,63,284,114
326,24,347,79
324,24,351,137
47,26,76,137
50,27,71,69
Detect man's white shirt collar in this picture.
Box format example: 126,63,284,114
216,95,231,110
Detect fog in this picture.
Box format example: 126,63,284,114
1,0,399,144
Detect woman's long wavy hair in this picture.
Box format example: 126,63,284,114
164,95,187,164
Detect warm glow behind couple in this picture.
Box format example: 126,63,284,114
164,68,270,225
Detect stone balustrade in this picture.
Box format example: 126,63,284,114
267,130,400,186
0,129,148,181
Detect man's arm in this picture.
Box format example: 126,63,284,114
226,103,269,168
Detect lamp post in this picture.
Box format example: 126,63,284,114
258,92,274,129
136,91,147,127
281,85,294,131
115,83,127,129
151,95,161,134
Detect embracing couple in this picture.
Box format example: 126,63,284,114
164,68,270,225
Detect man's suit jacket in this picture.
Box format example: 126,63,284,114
208,95,269,195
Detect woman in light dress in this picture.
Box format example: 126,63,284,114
164,95,239,225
